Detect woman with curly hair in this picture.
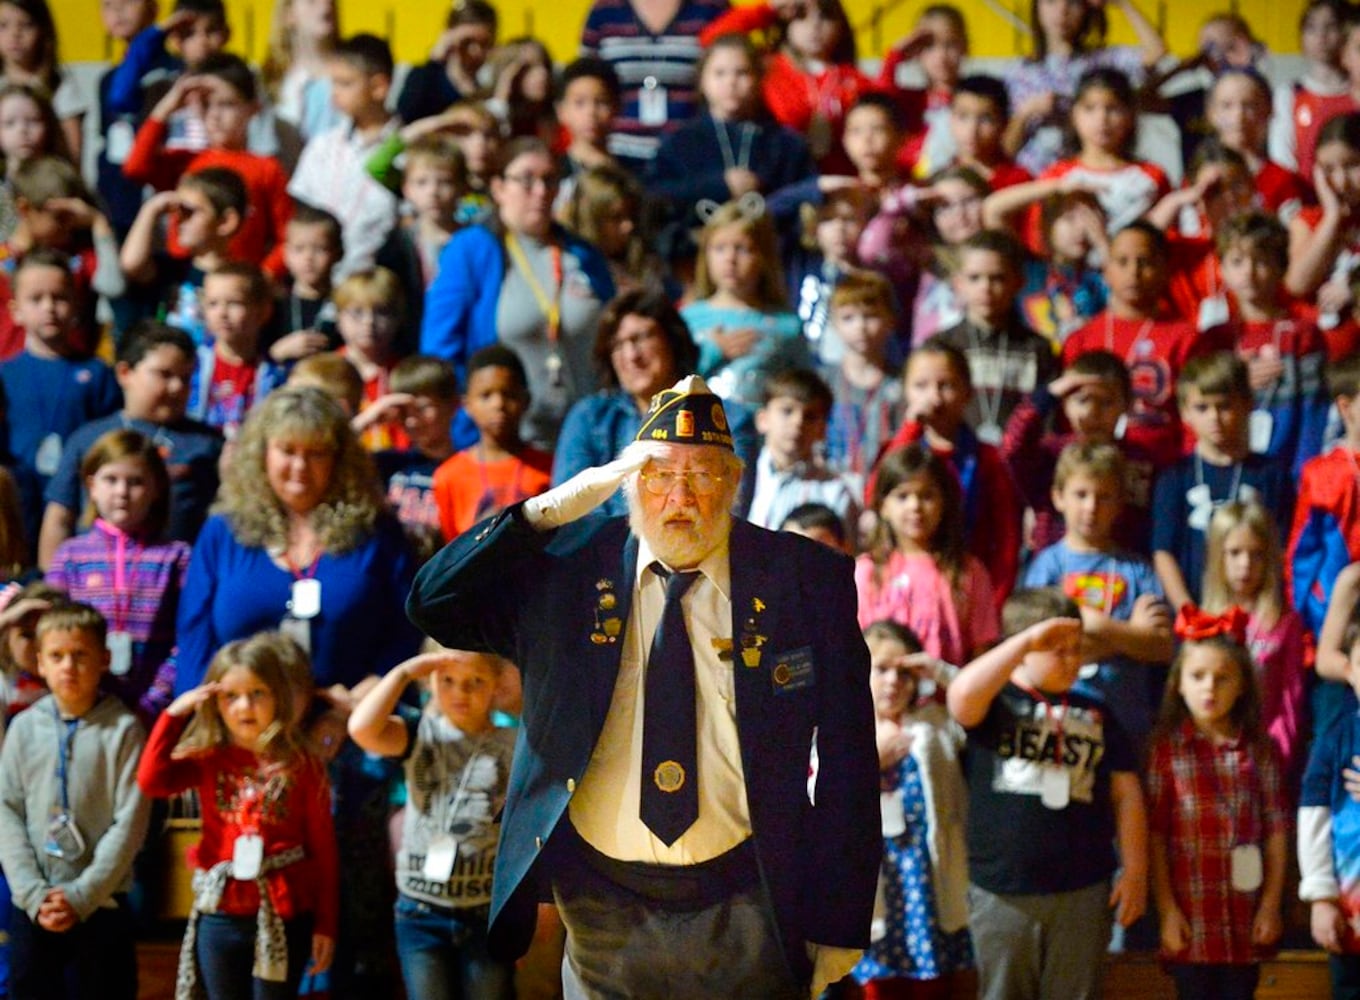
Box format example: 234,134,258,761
173,386,420,693
173,386,421,994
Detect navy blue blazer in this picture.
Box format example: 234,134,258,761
406,506,879,972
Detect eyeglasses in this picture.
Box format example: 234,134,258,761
502,173,560,192
609,328,661,354
639,469,725,496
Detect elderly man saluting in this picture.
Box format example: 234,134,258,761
408,375,878,998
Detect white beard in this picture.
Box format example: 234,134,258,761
626,493,732,570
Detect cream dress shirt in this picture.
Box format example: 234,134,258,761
569,535,752,863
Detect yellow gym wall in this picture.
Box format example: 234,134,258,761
50,0,1304,68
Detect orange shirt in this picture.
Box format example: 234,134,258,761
433,446,553,540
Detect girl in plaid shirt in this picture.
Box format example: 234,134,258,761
1147,608,1290,1000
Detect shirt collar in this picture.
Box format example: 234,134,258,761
635,532,732,603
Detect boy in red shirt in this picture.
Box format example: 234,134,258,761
433,345,552,540
945,75,1031,192
1062,222,1216,467
122,53,292,277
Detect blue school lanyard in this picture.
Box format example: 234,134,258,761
51,705,78,819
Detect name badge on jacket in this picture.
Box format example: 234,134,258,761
771,646,816,694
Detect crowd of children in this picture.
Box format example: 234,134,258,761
5,0,1360,997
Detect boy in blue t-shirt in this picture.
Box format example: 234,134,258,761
0,252,122,555
1024,442,1174,747
949,587,1147,1000
370,355,459,562
38,321,222,566
1152,351,1292,611
1299,619,1360,995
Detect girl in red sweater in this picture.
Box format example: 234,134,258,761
699,0,914,171
138,632,338,999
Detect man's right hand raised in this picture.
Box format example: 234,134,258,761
523,451,649,530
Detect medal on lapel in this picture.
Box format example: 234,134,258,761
591,578,619,644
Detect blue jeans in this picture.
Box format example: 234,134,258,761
393,895,513,1000
194,912,313,1000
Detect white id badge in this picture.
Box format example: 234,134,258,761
1249,410,1274,454
232,833,264,880
106,630,133,677
976,422,1002,446
1197,294,1231,332
34,433,62,476
422,834,459,882
1188,502,1213,531
289,578,321,619
279,615,311,654
879,789,906,837
638,78,668,127
1230,844,1264,892
1040,764,1070,810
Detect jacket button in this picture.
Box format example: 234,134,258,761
535,836,543,850
566,778,576,793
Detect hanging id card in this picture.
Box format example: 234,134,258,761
1230,844,1264,892
106,630,133,677
232,833,264,880
976,422,1002,446
638,77,668,127
35,433,62,476
422,834,459,882
279,615,311,654
1040,764,1070,810
1197,294,1231,332
289,578,321,619
43,809,84,860
1249,410,1274,454
879,789,906,837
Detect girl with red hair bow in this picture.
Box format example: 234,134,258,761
1145,601,1290,1000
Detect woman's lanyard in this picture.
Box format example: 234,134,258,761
505,232,565,385
283,546,322,621
714,119,755,171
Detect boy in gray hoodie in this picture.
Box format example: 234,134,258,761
0,603,150,1000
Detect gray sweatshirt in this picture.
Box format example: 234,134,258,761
0,694,150,920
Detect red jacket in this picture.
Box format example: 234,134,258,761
122,118,291,278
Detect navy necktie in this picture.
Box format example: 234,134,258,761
641,564,701,846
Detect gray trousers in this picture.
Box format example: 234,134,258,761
552,859,804,1000
967,880,1113,1000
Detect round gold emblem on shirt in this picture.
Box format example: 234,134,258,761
654,760,686,793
